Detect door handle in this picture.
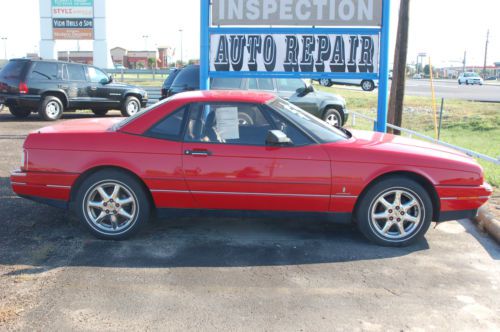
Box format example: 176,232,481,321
184,149,211,156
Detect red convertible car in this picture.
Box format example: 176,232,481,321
10,90,492,246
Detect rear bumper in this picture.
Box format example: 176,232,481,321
0,93,40,109
10,169,76,207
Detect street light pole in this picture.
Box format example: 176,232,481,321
179,29,183,66
482,29,490,78
1,37,7,60
142,35,150,50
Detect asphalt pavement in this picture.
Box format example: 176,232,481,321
0,111,499,331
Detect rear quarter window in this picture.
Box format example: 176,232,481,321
0,60,28,79
172,66,199,88
29,62,59,80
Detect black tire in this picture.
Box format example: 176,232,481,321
75,169,151,240
361,80,375,91
121,96,141,117
39,95,64,121
92,109,109,117
356,176,433,247
9,106,31,118
323,107,343,127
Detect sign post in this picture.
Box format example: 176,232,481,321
200,0,391,132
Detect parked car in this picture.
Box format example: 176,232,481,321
0,59,148,121
10,90,492,245
317,78,377,91
163,65,348,127
412,73,422,79
485,76,497,81
159,67,181,100
458,72,483,85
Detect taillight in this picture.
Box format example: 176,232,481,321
19,82,28,94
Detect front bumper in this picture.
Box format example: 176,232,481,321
437,182,493,216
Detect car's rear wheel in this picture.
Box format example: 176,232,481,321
9,106,31,118
39,96,63,121
356,176,433,247
323,107,342,127
319,79,333,87
121,96,141,117
92,109,109,117
75,169,151,240
361,80,375,91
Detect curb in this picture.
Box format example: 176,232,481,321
474,205,500,244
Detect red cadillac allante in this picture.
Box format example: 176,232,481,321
10,90,492,246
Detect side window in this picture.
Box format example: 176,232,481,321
276,78,305,92
88,67,109,83
184,103,272,146
267,108,313,146
29,62,58,80
67,64,86,81
248,78,258,90
211,78,243,89
145,107,187,141
257,78,274,91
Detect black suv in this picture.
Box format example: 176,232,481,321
0,59,148,120
161,65,348,127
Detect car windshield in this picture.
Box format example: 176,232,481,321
267,98,349,143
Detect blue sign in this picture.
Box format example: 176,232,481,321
200,0,391,132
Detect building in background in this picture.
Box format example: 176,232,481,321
57,51,93,64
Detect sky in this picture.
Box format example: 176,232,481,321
0,0,498,67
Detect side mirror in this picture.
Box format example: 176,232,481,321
297,83,314,96
266,130,292,146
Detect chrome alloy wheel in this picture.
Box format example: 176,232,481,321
84,181,138,234
126,99,139,115
369,188,423,241
319,78,331,86
325,113,339,126
46,101,61,119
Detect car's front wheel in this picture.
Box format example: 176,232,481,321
121,96,141,117
361,80,375,91
39,96,64,121
356,176,433,247
75,169,151,240
323,107,342,127
319,79,333,87
9,106,31,118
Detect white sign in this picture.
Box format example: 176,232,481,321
212,0,383,26
215,107,240,140
210,34,379,74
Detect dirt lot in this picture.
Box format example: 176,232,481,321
0,111,499,331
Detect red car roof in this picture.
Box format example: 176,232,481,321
169,90,277,104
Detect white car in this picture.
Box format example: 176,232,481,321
458,72,483,85
318,78,377,91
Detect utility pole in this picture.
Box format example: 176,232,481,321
462,50,467,73
482,30,490,78
387,0,410,135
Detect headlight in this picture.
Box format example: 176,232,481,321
144,92,148,99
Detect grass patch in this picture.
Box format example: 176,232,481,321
316,85,500,187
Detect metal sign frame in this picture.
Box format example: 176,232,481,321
200,0,391,132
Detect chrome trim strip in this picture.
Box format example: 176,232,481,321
11,182,26,186
441,196,491,201
46,184,71,189
10,170,27,177
150,189,358,199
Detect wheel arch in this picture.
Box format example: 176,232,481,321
353,170,440,221
41,90,69,108
70,165,155,209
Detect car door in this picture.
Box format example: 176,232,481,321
63,63,90,108
181,102,331,211
87,66,121,109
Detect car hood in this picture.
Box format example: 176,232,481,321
313,90,344,103
328,130,481,174
34,118,122,134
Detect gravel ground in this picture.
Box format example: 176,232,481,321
0,110,499,331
